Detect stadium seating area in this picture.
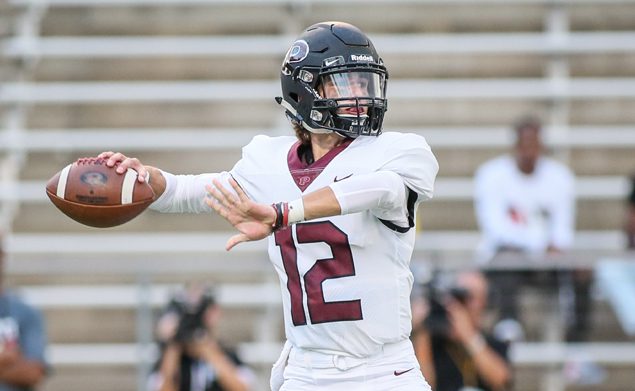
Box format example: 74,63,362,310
2,1,635,390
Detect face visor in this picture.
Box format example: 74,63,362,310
320,71,385,102
312,71,387,137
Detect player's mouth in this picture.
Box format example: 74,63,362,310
342,107,366,115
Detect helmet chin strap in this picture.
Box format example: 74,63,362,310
277,97,334,135
276,96,373,137
302,122,335,135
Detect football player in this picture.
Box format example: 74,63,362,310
100,21,438,391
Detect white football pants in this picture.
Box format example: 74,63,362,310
271,339,431,391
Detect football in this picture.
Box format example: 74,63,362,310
46,157,155,228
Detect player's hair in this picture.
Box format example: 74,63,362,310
292,122,312,145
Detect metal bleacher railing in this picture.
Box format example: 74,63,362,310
16,283,635,368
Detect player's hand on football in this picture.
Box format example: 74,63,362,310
98,151,148,183
206,178,277,251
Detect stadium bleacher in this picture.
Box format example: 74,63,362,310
2,0,635,390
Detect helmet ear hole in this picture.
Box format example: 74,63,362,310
289,93,299,103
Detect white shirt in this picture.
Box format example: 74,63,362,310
473,155,575,261
151,132,438,357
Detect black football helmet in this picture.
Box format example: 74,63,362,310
276,21,388,138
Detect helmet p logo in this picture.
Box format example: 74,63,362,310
285,40,309,64
282,40,310,75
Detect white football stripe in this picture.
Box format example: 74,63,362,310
121,169,137,205
56,164,72,199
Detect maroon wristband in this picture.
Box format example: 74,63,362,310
271,202,290,231
271,202,284,231
281,202,289,227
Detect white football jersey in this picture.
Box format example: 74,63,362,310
151,132,438,358
229,132,438,357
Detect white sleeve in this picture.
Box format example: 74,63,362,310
380,133,438,200
474,162,527,249
149,170,234,214
329,170,409,224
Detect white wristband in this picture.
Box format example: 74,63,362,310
287,198,305,225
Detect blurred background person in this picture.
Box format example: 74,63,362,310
412,270,511,391
473,115,592,343
0,234,48,391
147,283,255,391
625,175,635,250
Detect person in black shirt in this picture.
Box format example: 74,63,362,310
413,271,512,391
147,284,255,391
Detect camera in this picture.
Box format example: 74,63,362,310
168,289,216,343
423,283,470,338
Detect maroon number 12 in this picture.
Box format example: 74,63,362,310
274,221,363,325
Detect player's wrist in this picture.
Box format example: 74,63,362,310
271,199,305,231
271,202,286,231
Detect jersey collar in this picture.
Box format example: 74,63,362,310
287,139,353,192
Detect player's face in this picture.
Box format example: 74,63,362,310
319,71,384,116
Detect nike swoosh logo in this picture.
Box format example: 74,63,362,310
393,368,415,376
334,174,353,182
324,58,340,67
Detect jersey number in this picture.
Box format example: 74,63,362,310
274,221,363,325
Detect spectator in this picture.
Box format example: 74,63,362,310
0,234,48,391
625,175,635,249
148,283,255,391
473,115,591,342
412,270,512,391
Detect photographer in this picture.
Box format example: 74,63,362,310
412,271,511,391
148,284,254,391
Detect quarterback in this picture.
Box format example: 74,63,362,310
101,22,438,390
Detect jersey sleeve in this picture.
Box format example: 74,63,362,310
378,133,438,201
329,170,409,225
330,133,438,230
151,135,289,213
228,135,291,203
227,136,264,200
150,170,234,213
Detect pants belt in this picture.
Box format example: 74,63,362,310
288,339,412,371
